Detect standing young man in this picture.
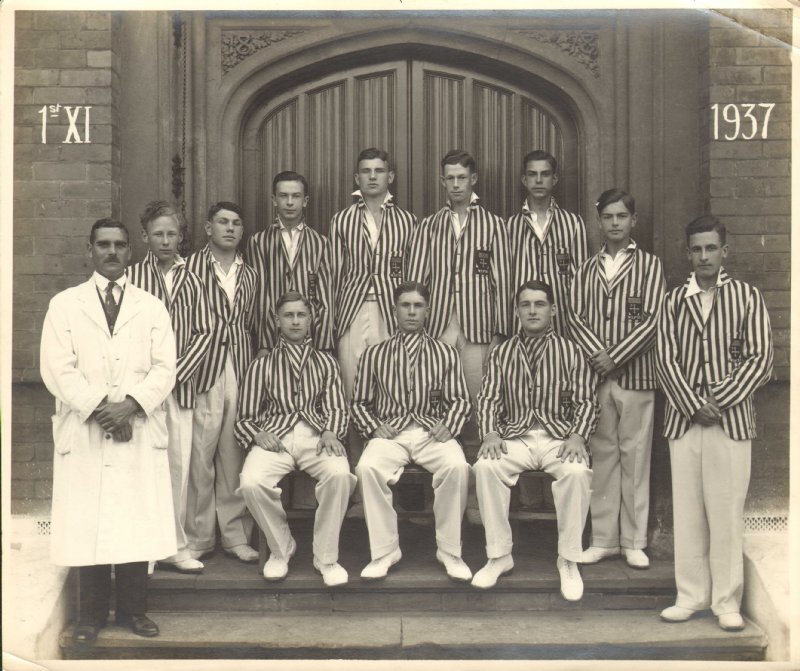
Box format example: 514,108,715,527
407,150,511,413
656,216,772,631
471,281,597,601
40,219,176,642
352,282,472,582
236,291,355,586
185,202,259,563
331,148,418,399
507,150,587,337
567,189,665,569
128,201,214,573
246,171,333,354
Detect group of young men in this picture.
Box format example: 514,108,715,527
40,146,773,645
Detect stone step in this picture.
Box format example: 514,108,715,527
59,610,767,661
145,518,676,612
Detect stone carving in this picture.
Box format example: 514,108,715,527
514,30,599,77
221,30,307,74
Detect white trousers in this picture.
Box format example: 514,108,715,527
439,310,489,434
186,357,253,552
355,423,469,559
238,421,356,564
588,380,654,549
337,299,390,402
163,391,194,562
474,427,592,562
669,423,751,615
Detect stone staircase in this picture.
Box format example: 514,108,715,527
59,517,768,660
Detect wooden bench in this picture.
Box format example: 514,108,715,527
257,466,556,567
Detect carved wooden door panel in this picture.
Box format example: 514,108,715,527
242,59,572,235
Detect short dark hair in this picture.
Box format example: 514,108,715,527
356,147,392,171
522,150,558,174
272,171,309,196
89,218,129,244
596,188,636,216
207,201,244,222
276,290,311,313
440,150,476,174
393,281,430,306
139,200,183,231
515,280,555,306
686,215,726,246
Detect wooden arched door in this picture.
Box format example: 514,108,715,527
241,58,578,235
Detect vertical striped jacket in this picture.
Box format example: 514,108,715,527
185,245,258,393
234,339,348,449
656,269,773,440
127,252,214,408
566,242,665,390
477,329,598,442
407,198,511,343
329,195,418,337
507,199,588,336
350,331,471,438
245,224,334,352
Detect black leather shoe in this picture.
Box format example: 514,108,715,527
117,614,160,637
73,623,102,644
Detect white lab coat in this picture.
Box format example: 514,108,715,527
40,278,178,566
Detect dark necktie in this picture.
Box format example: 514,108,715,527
103,281,121,333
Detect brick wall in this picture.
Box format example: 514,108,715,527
701,8,791,381
12,11,121,511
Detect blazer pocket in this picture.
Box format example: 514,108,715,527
51,413,77,455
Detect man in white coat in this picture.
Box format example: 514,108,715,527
40,219,177,644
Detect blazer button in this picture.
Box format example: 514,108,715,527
105,433,112,440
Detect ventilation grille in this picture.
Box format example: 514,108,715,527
744,515,788,533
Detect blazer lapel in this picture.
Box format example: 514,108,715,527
113,283,143,332
607,247,636,292
683,287,707,333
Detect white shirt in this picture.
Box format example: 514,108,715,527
211,254,243,306
686,271,723,322
448,192,480,241
276,218,305,266
600,240,636,282
93,271,126,305
352,190,393,250
522,197,555,243
160,255,186,299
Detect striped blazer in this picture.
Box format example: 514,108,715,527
566,242,665,390
477,329,598,442
350,330,471,438
234,339,348,449
407,198,511,343
656,269,773,441
329,195,418,337
507,199,587,336
245,224,334,352
127,252,214,408
185,245,258,393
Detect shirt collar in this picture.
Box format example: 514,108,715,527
518,326,555,344
685,269,725,298
599,239,637,259
210,253,243,270
273,217,306,233
447,192,480,212
352,190,394,207
145,250,185,270
93,271,126,291
522,196,556,215
279,335,312,349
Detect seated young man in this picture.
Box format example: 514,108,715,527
235,291,356,586
472,280,597,601
352,281,472,581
